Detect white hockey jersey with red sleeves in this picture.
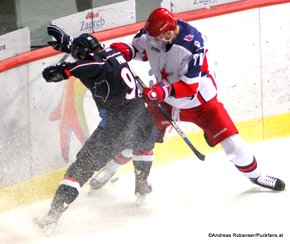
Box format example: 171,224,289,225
132,20,217,109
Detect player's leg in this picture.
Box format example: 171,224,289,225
89,149,133,190
132,105,158,202
34,127,116,234
33,161,94,235
133,150,154,197
181,98,285,191
146,100,171,143
220,134,285,191
205,101,285,191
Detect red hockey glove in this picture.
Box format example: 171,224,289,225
110,42,135,61
143,81,172,102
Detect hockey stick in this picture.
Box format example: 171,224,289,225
57,53,70,63
134,74,205,161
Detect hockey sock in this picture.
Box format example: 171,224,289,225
50,178,80,215
220,134,261,179
133,150,153,179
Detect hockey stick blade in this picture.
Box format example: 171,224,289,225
134,74,205,161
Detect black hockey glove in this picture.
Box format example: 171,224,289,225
47,24,74,53
42,62,69,83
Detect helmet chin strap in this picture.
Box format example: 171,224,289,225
160,31,174,44
146,30,175,48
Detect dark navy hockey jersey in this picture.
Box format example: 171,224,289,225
65,47,140,113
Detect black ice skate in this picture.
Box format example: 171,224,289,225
135,170,152,206
135,178,152,197
33,209,62,236
250,175,285,191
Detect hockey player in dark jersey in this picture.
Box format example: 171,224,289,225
34,26,157,234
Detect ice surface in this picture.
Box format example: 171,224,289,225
0,137,289,244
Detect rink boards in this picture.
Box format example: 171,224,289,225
1,1,290,211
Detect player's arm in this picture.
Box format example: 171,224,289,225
46,25,74,53
64,60,105,80
110,42,136,62
42,62,70,83
110,28,148,62
144,33,206,102
42,59,105,83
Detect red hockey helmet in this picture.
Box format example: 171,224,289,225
145,8,177,37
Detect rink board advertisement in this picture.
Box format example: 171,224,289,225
0,1,290,210
161,0,243,13
51,0,136,38
0,28,30,60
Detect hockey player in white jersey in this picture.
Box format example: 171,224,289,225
90,7,285,192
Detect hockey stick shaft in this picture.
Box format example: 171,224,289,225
58,53,70,63
134,75,205,161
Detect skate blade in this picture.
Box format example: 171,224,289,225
33,217,55,237
88,188,98,195
135,194,146,207
43,225,54,237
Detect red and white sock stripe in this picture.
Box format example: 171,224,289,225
235,157,260,179
60,177,81,193
114,151,132,165
132,150,154,162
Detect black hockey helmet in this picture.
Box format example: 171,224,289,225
71,33,101,60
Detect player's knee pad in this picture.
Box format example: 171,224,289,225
114,149,132,164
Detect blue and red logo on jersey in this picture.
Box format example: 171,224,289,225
184,35,194,41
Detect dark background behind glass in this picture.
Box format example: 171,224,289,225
0,0,160,49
